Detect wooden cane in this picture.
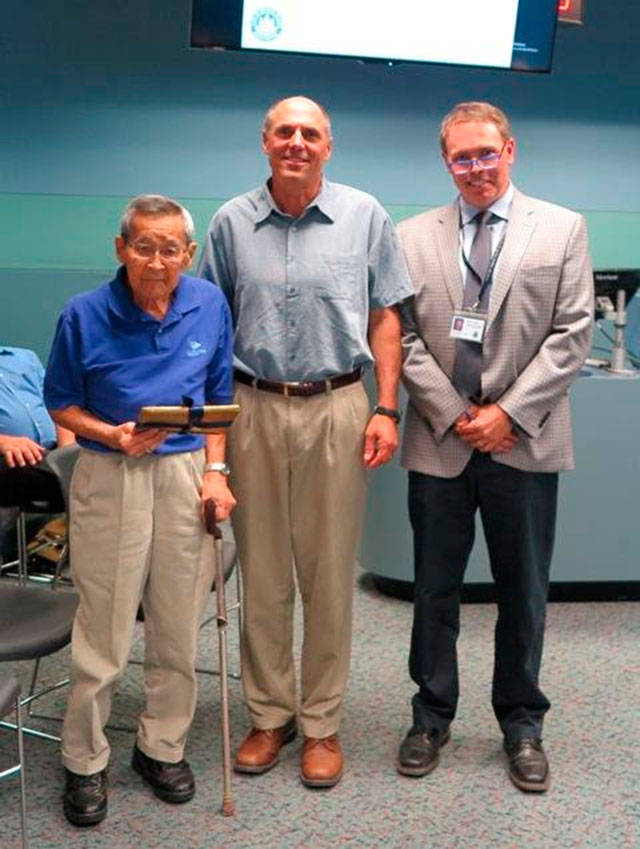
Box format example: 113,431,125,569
204,498,235,817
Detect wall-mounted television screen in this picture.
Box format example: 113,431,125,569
191,0,559,73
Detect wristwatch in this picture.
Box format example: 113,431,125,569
204,461,231,476
373,405,402,423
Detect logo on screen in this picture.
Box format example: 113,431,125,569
251,8,283,42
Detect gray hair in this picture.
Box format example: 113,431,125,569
440,102,512,154
120,194,195,243
262,96,332,139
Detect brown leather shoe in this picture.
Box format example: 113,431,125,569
504,737,550,792
234,717,297,774
300,735,343,788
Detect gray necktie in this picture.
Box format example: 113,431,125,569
452,211,492,402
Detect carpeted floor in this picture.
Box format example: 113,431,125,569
1,572,639,849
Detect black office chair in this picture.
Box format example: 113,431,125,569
0,673,28,849
0,445,79,742
0,582,78,742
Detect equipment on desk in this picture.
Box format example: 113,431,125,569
588,269,640,375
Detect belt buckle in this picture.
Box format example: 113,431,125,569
283,381,299,398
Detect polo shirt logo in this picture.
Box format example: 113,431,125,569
186,339,207,357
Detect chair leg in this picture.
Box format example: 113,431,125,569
17,511,28,584
0,658,71,742
16,695,28,849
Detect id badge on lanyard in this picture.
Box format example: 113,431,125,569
450,310,486,343
449,224,506,345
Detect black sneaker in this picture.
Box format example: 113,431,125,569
63,768,108,827
132,745,195,803
397,727,450,777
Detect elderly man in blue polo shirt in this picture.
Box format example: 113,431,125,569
0,346,74,544
198,96,412,787
44,194,236,826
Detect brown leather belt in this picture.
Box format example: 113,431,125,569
234,368,362,398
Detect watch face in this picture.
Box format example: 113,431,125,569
205,462,230,475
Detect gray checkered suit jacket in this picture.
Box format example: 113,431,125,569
398,188,594,477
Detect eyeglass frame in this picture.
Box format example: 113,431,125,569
126,239,193,262
444,141,509,176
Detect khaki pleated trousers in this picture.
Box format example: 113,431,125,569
61,449,214,775
228,380,370,738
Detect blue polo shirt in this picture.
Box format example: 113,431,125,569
44,268,233,455
0,346,57,446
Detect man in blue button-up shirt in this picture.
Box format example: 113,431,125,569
0,346,74,517
198,95,412,787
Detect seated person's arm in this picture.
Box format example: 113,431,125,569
0,433,45,468
50,406,166,458
55,424,76,447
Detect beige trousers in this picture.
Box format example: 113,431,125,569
228,380,370,738
61,449,214,775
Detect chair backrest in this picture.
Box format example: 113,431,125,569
39,444,80,513
0,584,78,662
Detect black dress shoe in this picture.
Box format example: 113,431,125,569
132,745,195,803
397,727,450,777
63,768,108,827
504,737,550,792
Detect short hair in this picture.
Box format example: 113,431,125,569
262,96,333,139
119,194,195,243
440,102,512,154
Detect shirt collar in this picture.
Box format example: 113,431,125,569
107,266,192,324
254,178,336,224
459,182,515,227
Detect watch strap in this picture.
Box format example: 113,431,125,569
373,405,402,423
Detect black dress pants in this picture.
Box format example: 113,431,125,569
408,452,558,743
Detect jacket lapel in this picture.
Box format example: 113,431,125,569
487,190,536,329
435,202,463,309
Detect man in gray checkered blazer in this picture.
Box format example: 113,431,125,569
396,102,593,792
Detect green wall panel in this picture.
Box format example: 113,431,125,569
2,193,639,271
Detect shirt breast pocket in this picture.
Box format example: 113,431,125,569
315,256,362,302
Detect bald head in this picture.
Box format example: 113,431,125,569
262,96,332,139
261,95,333,215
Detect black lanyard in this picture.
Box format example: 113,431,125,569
460,221,507,310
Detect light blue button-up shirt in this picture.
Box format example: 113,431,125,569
0,346,56,446
198,179,413,382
